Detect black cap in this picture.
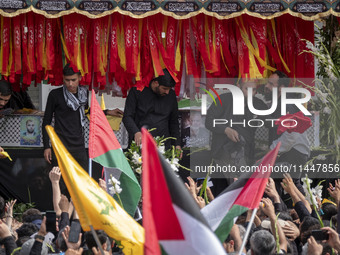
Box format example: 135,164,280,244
155,68,176,87
63,63,80,76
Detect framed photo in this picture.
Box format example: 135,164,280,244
20,116,41,146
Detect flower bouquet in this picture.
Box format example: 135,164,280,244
300,21,340,164
125,132,189,179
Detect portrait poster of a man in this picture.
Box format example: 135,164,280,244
20,116,41,146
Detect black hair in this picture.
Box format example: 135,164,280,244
322,203,338,221
277,211,293,222
272,70,290,87
0,80,12,96
16,223,39,238
63,63,80,76
22,208,42,223
300,216,320,234
84,230,109,251
155,68,176,87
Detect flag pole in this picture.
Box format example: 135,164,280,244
238,208,258,255
89,158,92,177
90,225,105,255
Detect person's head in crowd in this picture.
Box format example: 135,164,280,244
0,80,12,109
63,63,81,94
150,68,176,96
264,70,290,101
277,211,293,222
16,223,39,239
84,230,111,253
238,78,258,98
19,238,48,255
22,208,43,228
223,234,236,253
321,203,337,221
300,216,321,244
249,230,276,255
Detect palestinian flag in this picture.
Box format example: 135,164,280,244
141,128,226,255
46,125,144,255
201,142,281,243
89,90,141,216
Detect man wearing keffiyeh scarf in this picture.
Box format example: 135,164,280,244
42,64,90,171
42,64,123,174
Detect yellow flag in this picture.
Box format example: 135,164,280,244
100,95,106,110
45,126,144,255
0,151,12,161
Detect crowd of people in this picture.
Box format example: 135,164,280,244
0,166,123,254
0,64,337,255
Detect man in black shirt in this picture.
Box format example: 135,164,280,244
264,70,308,200
0,80,35,112
42,64,89,169
123,68,181,150
42,64,123,170
205,79,267,195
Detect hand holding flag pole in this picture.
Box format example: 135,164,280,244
237,142,281,255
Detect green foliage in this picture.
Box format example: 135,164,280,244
12,201,35,222
124,131,187,180
301,16,340,163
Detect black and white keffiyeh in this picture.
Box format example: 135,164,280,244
63,85,88,127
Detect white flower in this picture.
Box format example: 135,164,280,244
318,92,328,104
305,41,317,52
171,158,179,172
108,176,122,195
170,163,179,172
323,106,331,114
316,154,326,161
158,145,165,154
135,167,142,174
301,176,312,185
313,185,323,201
301,176,316,205
165,158,179,172
132,152,142,165
326,66,337,82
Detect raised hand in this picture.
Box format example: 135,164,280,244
328,179,340,205
307,236,323,255
98,178,107,191
49,166,61,183
61,225,82,251
184,176,202,198
280,173,296,195
265,178,280,203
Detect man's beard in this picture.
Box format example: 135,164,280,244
154,87,166,96
264,88,273,101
